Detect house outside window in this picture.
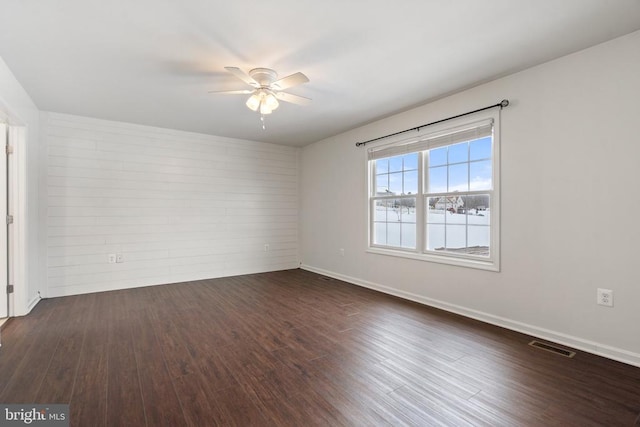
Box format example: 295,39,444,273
367,110,500,271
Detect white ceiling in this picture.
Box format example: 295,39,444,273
2,1,640,147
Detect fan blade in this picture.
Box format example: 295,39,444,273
208,89,254,94
272,72,309,90
275,92,312,106
224,67,259,87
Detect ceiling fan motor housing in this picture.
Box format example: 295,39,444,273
249,68,278,87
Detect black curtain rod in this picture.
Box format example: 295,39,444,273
355,99,509,147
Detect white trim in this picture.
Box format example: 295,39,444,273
26,292,41,313
0,97,32,317
9,126,29,316
366,247,499,271
0,123,6,319
300,264,640,368
0,317,7,347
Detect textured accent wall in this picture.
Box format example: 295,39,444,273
43,113,299,297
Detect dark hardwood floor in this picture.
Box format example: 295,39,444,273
1,269,639,426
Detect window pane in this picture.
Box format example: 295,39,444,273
466,194,490,223
470,160,492,191
446,196,466,224
392,198,416,223
403,153,418,171
389,156,403,172
468,211,490,226
427,197,445,223
387,222,401,247
386,199,399,221
448,142,468,164
426,224,444,251
470,136,491,161
445,224,466,250
401,223,416,249
398,198,417,222
372,197,416,249
468,225,490,256
429,147,447,167
423,193,491,257
376,174,389,194
373,222,386,245
428,166,447,193
385,199,399,222
375,158,389,174
404,170,418,194
374,200,387,221
448,163,468,192
389,172,402,194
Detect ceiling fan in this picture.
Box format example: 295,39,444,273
210,67,311,117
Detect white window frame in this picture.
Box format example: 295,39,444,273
366,109,500,271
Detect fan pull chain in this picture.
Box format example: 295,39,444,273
260,115,266,130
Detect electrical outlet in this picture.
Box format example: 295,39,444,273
264,244,269,252
116,253,124,263
597,288,613,307
108,254,116,264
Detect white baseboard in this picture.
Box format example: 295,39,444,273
45,264,300,298
26,293,42,314
301,264,640,368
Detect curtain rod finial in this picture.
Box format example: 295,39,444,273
500,99,509,108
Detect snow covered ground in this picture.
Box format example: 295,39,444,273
373,206,490,256
427,209,490,255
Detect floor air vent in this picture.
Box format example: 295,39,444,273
528,340,576,358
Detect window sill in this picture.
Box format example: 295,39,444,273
366,246,500,272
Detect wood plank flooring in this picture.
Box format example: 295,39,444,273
1,269,639,426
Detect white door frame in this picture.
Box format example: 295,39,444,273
1,122,7,319
0,103,28,318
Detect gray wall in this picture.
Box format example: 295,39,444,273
300,30,640,366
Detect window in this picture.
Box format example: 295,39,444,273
368,111,500,271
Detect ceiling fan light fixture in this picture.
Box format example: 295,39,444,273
260,102,273,115
246,93,261,111
264,93,279,111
